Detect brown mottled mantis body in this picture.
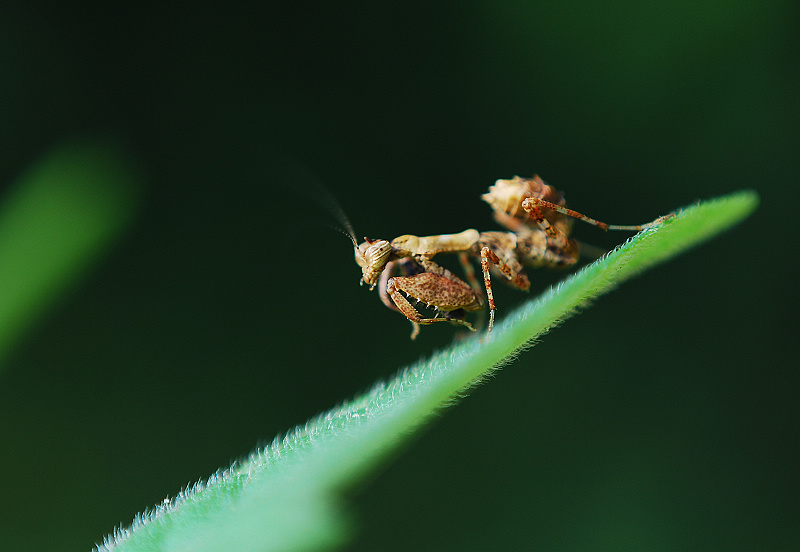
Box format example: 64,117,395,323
350,175,670,339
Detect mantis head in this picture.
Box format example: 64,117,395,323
355,238,392,289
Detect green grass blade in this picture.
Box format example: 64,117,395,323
97,190,757,552
0,140,141,369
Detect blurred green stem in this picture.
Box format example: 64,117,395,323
0,140,140,369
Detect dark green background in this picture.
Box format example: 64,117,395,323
1,1,797,550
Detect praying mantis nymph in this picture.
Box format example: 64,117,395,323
346,175,671,339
